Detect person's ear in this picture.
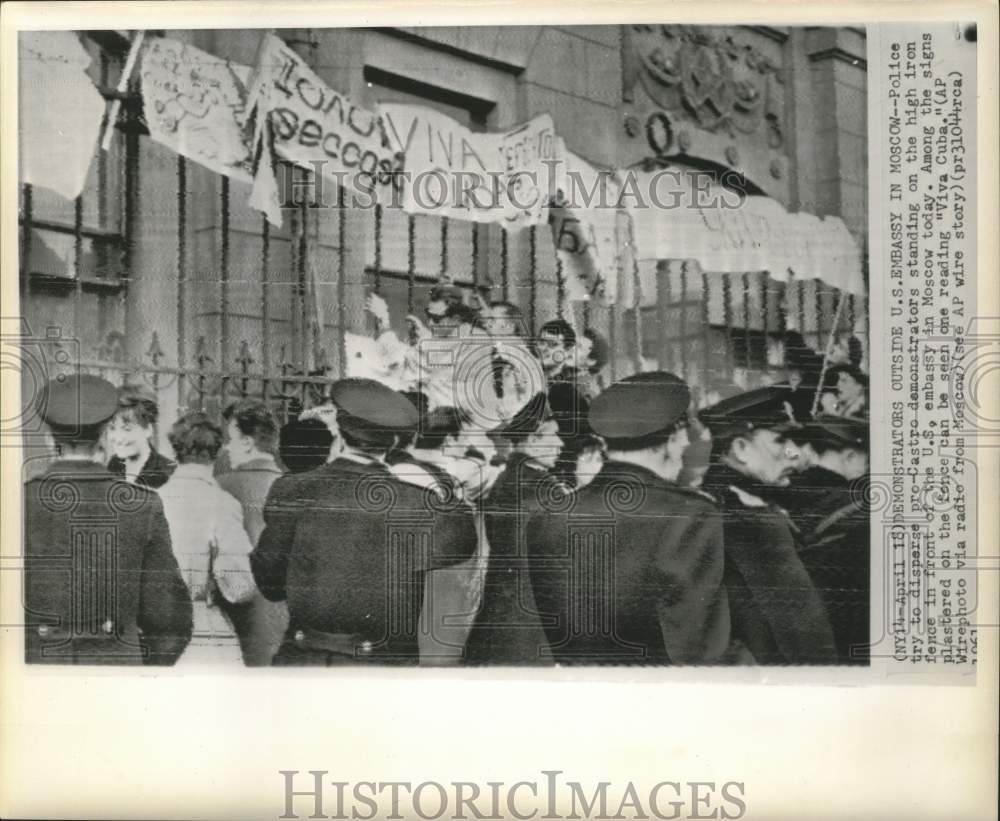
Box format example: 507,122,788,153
731,436,750,464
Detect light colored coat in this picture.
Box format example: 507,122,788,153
158,464,256,665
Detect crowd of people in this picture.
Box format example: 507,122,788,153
23,282,871,668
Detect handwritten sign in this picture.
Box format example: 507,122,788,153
381,103,566,228
549,153,622,303
140,37,253,182
626,171,865,294
244,33,402,206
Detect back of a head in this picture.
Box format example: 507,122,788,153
280,417,335,474
224,398,279,453
168,411,224,465
413,406,466,451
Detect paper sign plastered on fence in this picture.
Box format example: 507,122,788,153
549,152,623,304
140,37,254,184
381,103,567,228
18,31,107,201
625,170,865,295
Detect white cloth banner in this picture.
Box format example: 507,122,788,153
549,152,621,303
18,32,106,201
244,33,403,225
381,103,566,229
140,37,253,183
625,170,865,295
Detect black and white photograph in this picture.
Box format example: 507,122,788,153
1,4,996,820
13,21,878,670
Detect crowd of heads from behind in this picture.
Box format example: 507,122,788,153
27,280,871,669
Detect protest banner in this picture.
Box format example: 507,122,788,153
243,32,403,225
381,103,566,228
549,152,622,303
140,37,254,182
625,169,865,294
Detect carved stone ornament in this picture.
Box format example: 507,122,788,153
624,25,784,143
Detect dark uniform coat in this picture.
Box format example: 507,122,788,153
250,457,478,665
526,461,731,665
703,465,838,665
24,460,193,665
798,488,870,665
107,448,176,490
547,375,591,488
763,466,850,537
464,452,554,665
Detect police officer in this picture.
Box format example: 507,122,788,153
771,414,863,535
700,386,838,665
24,374,192,665
464,392,563,665
792,417,870,664
526,372,732,665
250,378,478,665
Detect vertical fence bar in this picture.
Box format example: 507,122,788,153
440,217,449,278
219,177,231,405
528,225,537,336
555,255,565,320
20,185,33,296
679,262,688,380
194,336,210,411
407,214,416,315
741,272,751,377
337,188,347,377
722,272,734,380
123,95,140,341
500,228,509,301
177,157,187,409
632,260,643,373
700,268,711,397
298,177,309,371
98,51,109,238
760,272,769,376
289,169,301,371
796,278,806,341
608,250,625,383
146,333,163,438
661,261,673,372
814,280,824,353
261,215,271,401
471,224,480,289
373,203,383,293
73,197,84,339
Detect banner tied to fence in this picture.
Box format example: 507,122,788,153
140,37,254,183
